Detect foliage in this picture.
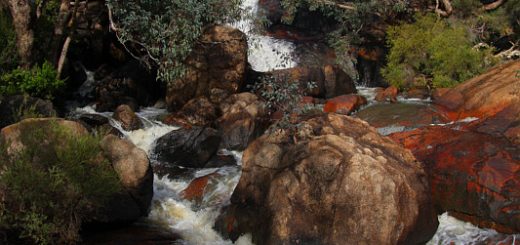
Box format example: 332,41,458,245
32,0,62,64
0,8,18,73
381,14,496,89
250,74,317,134
0,61,65,99
0,122,121,244
279,0,412,71
106,0,243,83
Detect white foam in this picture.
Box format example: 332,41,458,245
428,213,519,245
231,0,297,72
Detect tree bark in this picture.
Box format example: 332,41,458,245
6,0,34,68
435,0,453,17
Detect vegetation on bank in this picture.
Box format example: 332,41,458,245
105,0,243,83
0,123,121,244
276,0,519,88
0,61,64,99
382,14,496,89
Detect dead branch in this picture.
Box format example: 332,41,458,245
435,0,453,17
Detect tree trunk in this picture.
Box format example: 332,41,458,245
6,0,34,68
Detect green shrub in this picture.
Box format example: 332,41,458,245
0,122,121,244
382,14,496,89
0,61,65,99
250,74,317,135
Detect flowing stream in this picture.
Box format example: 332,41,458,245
70,0,519,244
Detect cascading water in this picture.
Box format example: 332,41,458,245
232,0,297,72
72,105,252,245
69,0,519,243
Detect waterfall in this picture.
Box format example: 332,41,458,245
232,0,297,72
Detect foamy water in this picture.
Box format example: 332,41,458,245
231,0,297,72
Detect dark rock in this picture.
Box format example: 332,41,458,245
0,95,57,129
269,65,357,99
154,127,221,168
94,61,161,112
79,113,109,127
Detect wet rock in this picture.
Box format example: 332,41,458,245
166,25,247,111
217,93,266,150
79,113,109,127
405,88,430,100
258,0,283,25
355,103,450,130
390,125,520,233
112,104,143,131
375,86,398,103
94,61,161,112
323,94,367,115
0,95,57,129
434,60,520,120
77,113,122,137
154,127,221,168
166,97,218,127
220,114,438,244
269,65,356,99
81,222,180,245
205,153,238,168
100,135,153,222
180,173,221,203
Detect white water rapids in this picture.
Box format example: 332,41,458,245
70,0,519,243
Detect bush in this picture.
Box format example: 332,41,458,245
0,122,121,244
250,74,317,134
0,61,65,99
382,14,496,89
106,0,243,83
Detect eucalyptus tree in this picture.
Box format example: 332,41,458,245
106,0,243,84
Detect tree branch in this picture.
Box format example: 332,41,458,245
482,0,505,11
435,0,453,17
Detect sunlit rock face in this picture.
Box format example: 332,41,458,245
220,113,438,244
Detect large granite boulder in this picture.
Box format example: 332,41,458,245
218,114,438,244
166,25,248,111
390,105,520,233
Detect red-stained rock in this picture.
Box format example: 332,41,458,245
181,173,220,202
219,114,438,244
390,125,520,233
434,61,520,121
323,94,367,115
375,86,398,103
